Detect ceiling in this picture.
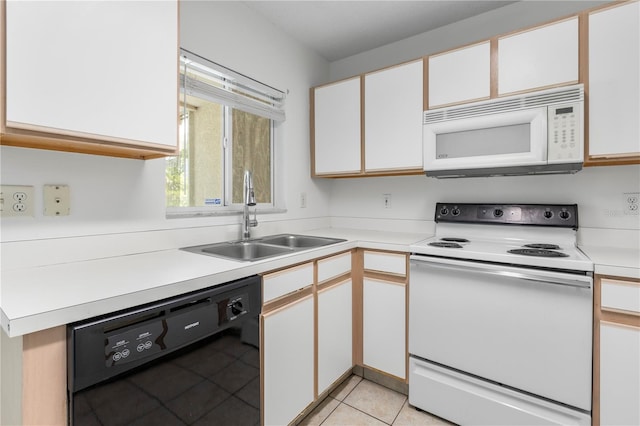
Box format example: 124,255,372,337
242,1,518,62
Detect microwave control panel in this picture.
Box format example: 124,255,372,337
547,102,583,163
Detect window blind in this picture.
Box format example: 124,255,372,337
180,49,286,122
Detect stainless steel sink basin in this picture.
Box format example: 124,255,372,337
182,241,294,262
181,234,346,262
260,234,346,248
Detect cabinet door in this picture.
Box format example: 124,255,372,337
313,77,362,175
498,17,578,95
4,1,177,150
263,295,314,426
600,322,640,426
363,278,406,379
318,279,353,395
364,60,423,171
588,2,640,160
428,42,491,108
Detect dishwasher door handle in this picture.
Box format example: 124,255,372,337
410,258,592,290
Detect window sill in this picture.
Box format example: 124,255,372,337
166,207,287,219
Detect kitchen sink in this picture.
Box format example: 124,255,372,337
183,240,294,262
260,234,346,248
181,234,346,262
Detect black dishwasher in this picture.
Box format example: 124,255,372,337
68,275,261,426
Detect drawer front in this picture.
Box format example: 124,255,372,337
364,251,407,276
263,263,314,303
317,252,351,284
601,279,640,314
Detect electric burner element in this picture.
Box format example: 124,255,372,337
508,248,569,258
440,237,470,243
523,243,561,250
429,242,463,248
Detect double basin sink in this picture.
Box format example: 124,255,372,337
182,234,346,262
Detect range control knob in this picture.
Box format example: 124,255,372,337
493,209,504,218
231,301,244,316
451,208,461,216
440,207,449,216
543,210,554,219
559,210,571,220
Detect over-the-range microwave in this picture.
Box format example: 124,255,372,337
423,84,584,178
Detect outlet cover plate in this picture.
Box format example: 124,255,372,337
44,184,70,216
0,185,35,217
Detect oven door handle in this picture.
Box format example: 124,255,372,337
411,259,592,289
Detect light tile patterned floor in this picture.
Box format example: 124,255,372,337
299,376,453,426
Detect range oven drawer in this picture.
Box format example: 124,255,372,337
409,357,591,425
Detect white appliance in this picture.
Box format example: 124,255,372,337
423,85,584,178
409,203,593,425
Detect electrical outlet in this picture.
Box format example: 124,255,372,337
623,192,639,215
0,185,35,217
44,184,70,216
383,193,392,209
300,192,307,208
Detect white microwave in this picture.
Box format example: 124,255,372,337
423,84,584,178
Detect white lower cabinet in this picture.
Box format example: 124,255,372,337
363,278,406,379
262,295,314,426
599,323,640,425
317,279,353,395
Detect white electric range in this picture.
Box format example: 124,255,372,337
409,203,594,425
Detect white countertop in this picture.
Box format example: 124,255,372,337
2,227,638,338
0,228,425,337
579,245,640,279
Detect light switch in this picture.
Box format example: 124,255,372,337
44,185,70,216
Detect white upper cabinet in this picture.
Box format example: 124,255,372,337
428,42,491,108
4,1,178,156
313,77,362,175
364,60,423,172
498,17,579,95
587,1,640,161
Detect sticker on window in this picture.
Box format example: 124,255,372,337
205,198,222,205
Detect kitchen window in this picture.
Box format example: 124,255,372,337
166,49,285,215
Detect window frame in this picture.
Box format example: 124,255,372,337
166,50,282,218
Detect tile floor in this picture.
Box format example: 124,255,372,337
299,375,453,426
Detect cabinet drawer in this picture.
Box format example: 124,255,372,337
317,252,351,284
263,263,314,303
364,251,407,277
601,279,640,314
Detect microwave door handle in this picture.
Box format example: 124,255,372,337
412,259,591,290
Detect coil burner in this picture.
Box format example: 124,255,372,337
428,242,463,248
508,248,569,258
523,243,561,250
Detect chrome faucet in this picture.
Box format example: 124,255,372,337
242,170,258,240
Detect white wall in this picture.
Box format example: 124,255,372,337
329,166,640,238
0,1,331,244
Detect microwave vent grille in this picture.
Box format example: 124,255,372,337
424,85,583,124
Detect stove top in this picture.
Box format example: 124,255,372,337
411,203,593,272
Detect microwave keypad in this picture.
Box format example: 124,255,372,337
548,103,582,162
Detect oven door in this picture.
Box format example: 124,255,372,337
423,107,547,174
408,256,592,411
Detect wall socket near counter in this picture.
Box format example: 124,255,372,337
383,193,392,209
44,184,70,216
624,192,639,215
0,185,35,217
